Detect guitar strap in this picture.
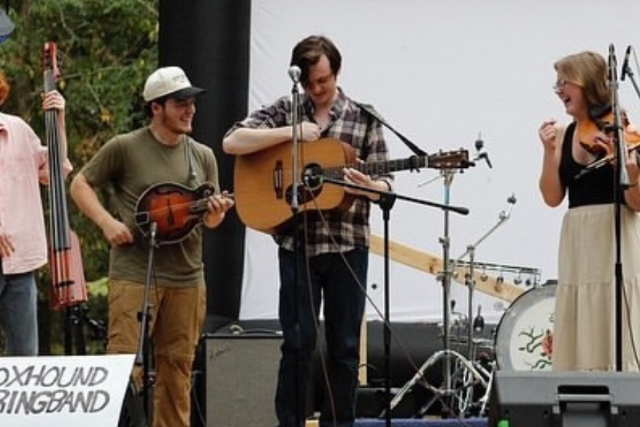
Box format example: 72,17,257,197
355,101,427,156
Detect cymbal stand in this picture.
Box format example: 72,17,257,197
454,193,516,360
448,194,516,416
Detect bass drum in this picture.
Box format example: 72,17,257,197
494,283,556,371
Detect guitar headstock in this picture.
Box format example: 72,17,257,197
41,41,61,92
427,149,472,169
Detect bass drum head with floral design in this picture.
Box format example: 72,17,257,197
494,283,556,371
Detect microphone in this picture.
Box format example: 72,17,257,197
288,65,301,83
507,193,517,205
621,45,632,81
608,44,617,82
474,133,493,168
474,133,484,152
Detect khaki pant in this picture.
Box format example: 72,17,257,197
108,279,206,427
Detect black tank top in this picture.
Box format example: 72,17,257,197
559,122,618,208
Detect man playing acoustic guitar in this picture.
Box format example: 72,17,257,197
223,35,393,427
70,66,233,427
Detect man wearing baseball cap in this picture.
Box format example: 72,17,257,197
70,66,233,427
143,66,205,102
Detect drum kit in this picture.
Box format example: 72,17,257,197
387,163,556,419
390,265,554,418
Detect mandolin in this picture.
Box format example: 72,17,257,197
134,181,232,245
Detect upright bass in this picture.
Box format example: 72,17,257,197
42,41,87,310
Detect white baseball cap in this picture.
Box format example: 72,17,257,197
142,66,205,102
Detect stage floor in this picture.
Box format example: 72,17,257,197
306,418,487,427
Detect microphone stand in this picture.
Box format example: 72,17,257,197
388,167,499,420
135,221,157,427
609,44,628,372
320,176,468,427
622,49,640,100
288,68,306,427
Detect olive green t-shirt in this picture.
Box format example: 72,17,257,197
80,127,220,286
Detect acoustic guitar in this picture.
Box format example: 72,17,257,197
234,138,470,234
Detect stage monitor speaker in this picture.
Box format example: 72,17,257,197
488,371,640,427
201,332,282,427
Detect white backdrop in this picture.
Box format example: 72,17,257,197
237,0,640,324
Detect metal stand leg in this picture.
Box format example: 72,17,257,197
388,348,489,417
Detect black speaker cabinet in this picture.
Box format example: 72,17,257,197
488,371,640,427
199,333,282,427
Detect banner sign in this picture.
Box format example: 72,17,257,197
0,354,134,427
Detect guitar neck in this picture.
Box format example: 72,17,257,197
322,156,426,179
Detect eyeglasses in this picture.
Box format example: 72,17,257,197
553,79,575,91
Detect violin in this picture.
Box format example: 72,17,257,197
578,108,640,158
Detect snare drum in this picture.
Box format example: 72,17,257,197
494,283,556,371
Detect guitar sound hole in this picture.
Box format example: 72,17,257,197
285,182,322,207
302,164,323,191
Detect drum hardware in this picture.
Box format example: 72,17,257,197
480,269,489,282
454,260,542,288
389,348,491,417
450,353,494,416
368,236,526,303
473,305,485,333
388,192,520,418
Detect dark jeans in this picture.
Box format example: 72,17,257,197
275,247,368,427
0,262,38,356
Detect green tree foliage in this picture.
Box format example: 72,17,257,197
0,0,158,354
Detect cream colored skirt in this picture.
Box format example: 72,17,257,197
553,204,640,371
